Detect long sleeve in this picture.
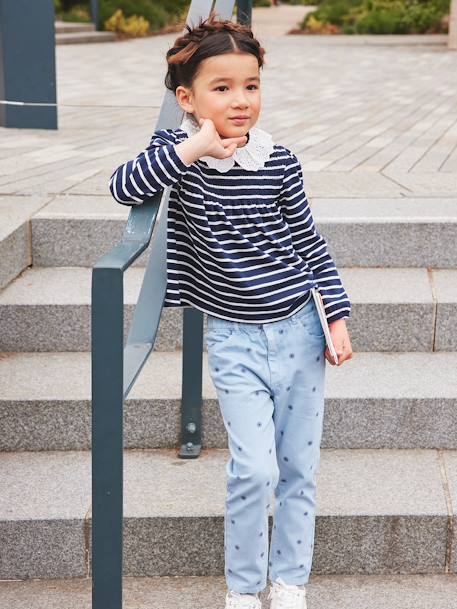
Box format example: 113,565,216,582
278,149,351,324
109,129,191,205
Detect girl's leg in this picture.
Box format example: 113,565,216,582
206,318,280,595
267,297,326,586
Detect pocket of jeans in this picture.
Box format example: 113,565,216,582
295,311,325,339
205,327,236,350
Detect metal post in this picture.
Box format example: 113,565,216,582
90,0,99,31
236,0,252,25
92,268,124,609
0,0,57,129
179,307,204,458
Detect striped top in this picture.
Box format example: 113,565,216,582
109,127,351,325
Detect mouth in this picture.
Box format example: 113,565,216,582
229,116,249,122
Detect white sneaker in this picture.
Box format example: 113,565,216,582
225,589,262,609
267,577,307,609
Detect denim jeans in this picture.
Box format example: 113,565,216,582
205,294,327,594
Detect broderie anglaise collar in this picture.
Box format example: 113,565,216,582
178,112,275,173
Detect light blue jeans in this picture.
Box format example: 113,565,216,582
205,294,327,595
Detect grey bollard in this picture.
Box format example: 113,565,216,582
0,0,57,129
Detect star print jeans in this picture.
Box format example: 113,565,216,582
205,294,327,595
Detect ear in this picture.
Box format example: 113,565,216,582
175,85,194,114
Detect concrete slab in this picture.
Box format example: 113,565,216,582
0,195,53,288
0,266,448,352
432,270,457,351
1,350,456,452
442,451,457,573
30,196,457,268
0,447,450,579
1,573,457,609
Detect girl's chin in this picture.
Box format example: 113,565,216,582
219,126,249,139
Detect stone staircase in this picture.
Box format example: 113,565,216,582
55,20,117,45
0,191,457,607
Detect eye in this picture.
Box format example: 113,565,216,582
214,85,259,92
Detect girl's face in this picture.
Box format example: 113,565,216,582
176,52,261,142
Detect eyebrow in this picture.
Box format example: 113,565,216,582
209,76,260,85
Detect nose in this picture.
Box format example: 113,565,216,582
232,89,249,109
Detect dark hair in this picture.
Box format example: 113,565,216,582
164,10,266,94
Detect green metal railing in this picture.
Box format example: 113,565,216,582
90,0,99,31
91,1,252,608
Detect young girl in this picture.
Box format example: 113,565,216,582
109,12,353,609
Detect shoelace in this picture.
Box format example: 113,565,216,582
267,581,307,609
227,591,261,608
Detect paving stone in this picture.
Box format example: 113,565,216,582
1,572,457,609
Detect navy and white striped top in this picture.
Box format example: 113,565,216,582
109,127,351,325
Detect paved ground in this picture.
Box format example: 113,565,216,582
2,573,457,609
0,5,456,202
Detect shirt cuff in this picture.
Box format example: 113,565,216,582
327,310,351,324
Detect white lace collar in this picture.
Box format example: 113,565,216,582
178,112,275,173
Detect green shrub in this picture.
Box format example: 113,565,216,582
302,0,450,34
99,1,169,31
58,0,188,31
104,8,150,36
401,3,443,32
58,3,91,22
355,6,409,33
322,0,360,24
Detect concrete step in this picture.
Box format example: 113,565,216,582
0,266,456,352
31,196,457,268
1,573,457,609
56,31,117,45
0,447,455,579
54,20,95,34
0,195,51,289
1,350,456,452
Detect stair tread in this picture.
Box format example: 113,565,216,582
56,31,117,43
1,265,457,304
33,194,457,221
56,31,114,38
0,447,453,521
54,20,95,32
1,350,457,401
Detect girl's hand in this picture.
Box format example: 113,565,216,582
196,117,248,159
325,318,353,366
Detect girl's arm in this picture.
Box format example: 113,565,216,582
108,129,206,205
278,149,351,325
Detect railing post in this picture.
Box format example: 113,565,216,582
92,267,124,609
236,0,252,25
90,0,100,31
0,0,57,129
179,307,204,458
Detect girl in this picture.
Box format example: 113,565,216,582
109,12,353,609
